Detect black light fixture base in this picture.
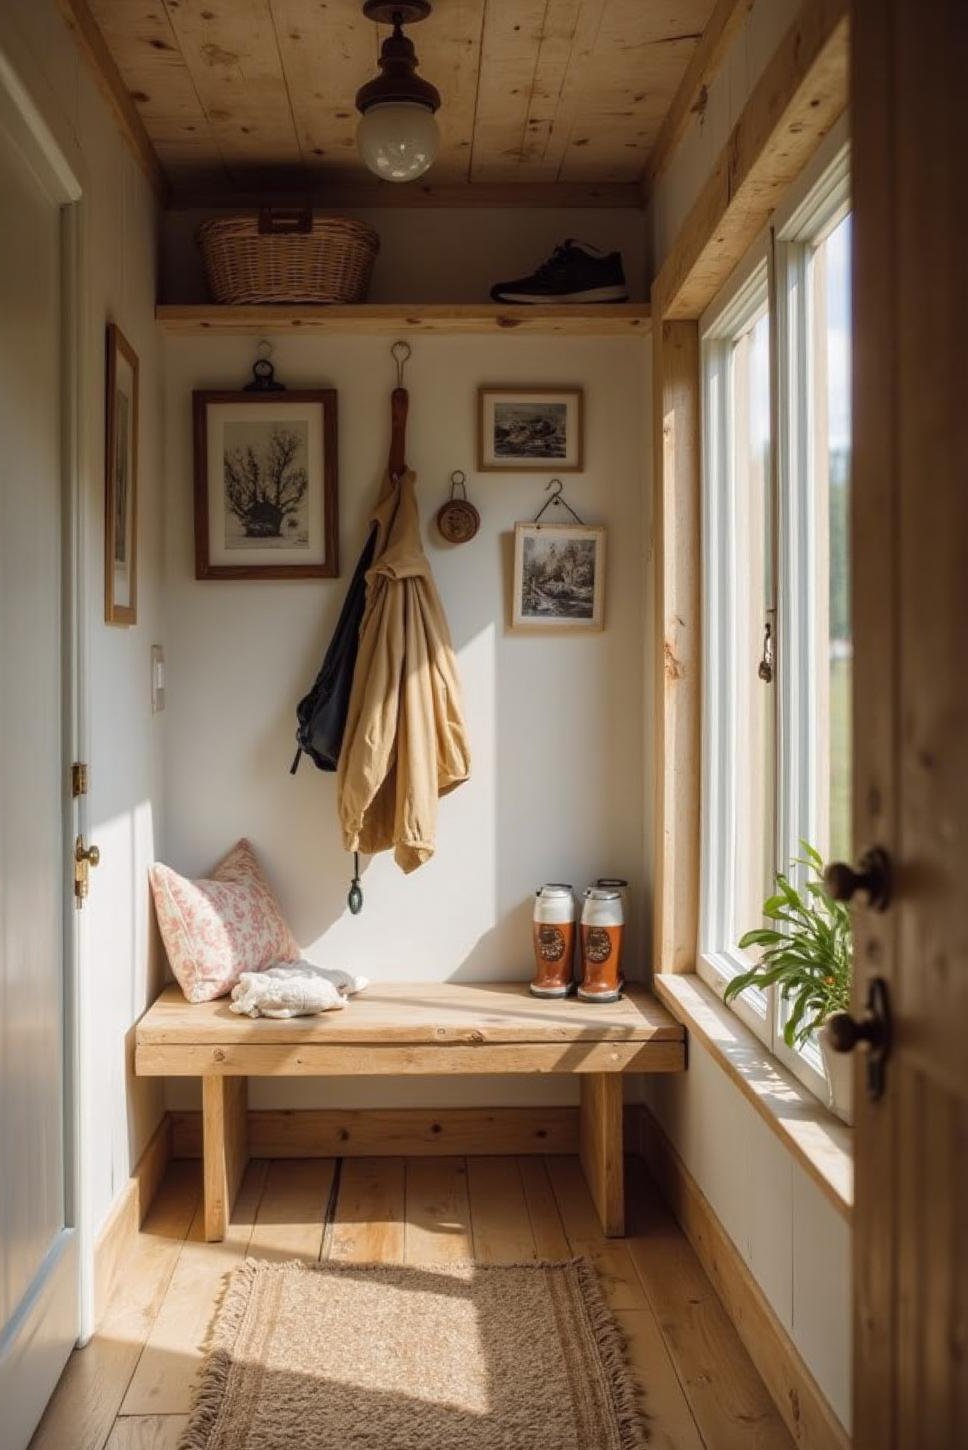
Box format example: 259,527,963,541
362,1,431,23
356,0,440,115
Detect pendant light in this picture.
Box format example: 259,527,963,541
356,2,441,183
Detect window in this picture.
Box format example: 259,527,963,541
699,129,851,1097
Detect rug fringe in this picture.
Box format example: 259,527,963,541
572,1258,650,1450
177,1259,260,1450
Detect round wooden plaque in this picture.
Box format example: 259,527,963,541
437,497,480,544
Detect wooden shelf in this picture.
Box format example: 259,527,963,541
155,302,652,337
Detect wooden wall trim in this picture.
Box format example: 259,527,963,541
642,0,754,194
56,0,168,203
168,182,646,211
170,1105,582,1160
93,1114,172,1323
634,1104,851,1450
652,0,848,320
652,319,702,974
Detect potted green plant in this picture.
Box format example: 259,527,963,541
723,843,853,1122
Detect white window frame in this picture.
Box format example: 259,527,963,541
698,117,851,1100
698,228,775,1050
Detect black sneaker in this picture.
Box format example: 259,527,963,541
490,240,628,304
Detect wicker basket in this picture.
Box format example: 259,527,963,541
197,210,380,305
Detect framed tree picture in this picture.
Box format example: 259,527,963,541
105,323,139,624
512,523,606,632
193,390,338,579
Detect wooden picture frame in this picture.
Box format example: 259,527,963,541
104,323,139,625
193,390,339,580
479,387,584,472
512,522,606,632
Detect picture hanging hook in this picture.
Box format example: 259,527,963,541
245,338,285,392
450,469,467,498
533,476,584,526
391,339,412,388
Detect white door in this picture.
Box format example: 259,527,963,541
0,64,80,1450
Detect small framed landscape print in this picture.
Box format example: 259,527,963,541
512,523,605,632
105,323,139,625
193,390,338,579
479,387,583,471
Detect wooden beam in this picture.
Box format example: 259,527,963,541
167,180,646,209
642,0,754,193
155,302,651,336
202,1076,248,1242
652,0,848,320
579,1073,625,1236
652,319,701,975
56,0,167,201
139,1039,685,1076
633,1120,850,1450
171,1105,582,1159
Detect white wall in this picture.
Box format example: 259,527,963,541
644,0,852,1431
162,207,647,305
0,1,168,1238
643,1065,851,1428
162,332,650,1112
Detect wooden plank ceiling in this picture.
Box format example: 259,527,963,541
86,0,719,200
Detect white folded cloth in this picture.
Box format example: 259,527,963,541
229,960,370,1019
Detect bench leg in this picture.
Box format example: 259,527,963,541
579,1074,625,1237
202,1076,248,1242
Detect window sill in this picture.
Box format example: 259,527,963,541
652,972,853,1221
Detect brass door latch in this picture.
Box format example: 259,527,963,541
74,835,101,903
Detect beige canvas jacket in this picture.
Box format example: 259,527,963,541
337,469,471,872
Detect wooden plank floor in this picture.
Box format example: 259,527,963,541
30,1155,793,1450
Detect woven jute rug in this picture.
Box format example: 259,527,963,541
180,1257,646,1450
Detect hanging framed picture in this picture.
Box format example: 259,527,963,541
478,387,583,471
512,522,606,632
104,323,139,625
193,390,339,579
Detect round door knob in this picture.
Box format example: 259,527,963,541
825,1010,884,1054
75,839,100,867
823,847,892,911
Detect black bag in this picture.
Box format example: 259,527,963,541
290,525,377,774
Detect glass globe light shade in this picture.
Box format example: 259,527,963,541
357,101,439,182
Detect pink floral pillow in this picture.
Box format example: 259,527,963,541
149,839,301,1003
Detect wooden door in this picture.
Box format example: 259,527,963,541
851,2,968,1445
0,66,79,1450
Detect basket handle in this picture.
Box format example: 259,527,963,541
258,206,313,235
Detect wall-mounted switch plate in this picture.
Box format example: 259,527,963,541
151,644,166,713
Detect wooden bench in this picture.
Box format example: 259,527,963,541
135,980,685,1242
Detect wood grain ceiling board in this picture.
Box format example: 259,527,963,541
83,0,721,197
557,0,714,181
87,0,217,177
270,0,377,175
159,0,302,180
470,0,550,182
518,0,608,178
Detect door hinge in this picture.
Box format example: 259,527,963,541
71,762,88,798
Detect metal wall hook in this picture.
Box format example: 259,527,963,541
391,339,412,388
244,338,286,391
534,477,584,526
449,469,467,499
